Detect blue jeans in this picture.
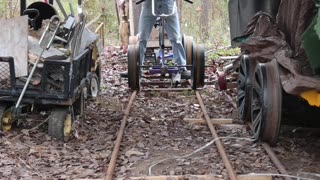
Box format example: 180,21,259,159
138,0,186,68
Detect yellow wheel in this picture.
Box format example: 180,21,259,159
64,114,72,137
48,107,73,140
0,105,13,132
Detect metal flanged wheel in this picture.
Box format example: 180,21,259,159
237,55,253,121
48,107,73,140
129,36,138,45
191,44,205,90
0,105,13,132
217,70,227,90
89,73,100,99
183,36,194,70
128,44,140,91
251,60,282,145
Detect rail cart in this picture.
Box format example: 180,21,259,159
0,0,104,140
230,0,320,145
125,0,205,91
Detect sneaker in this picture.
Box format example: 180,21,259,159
180,69,191,79
120,72,128,78
172,72,181,83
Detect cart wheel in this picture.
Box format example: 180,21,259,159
89,73,100,99
183,36,194,70
129,36,138,45
217,71,227,90
0,105,13,132
237,55,253,121
128,44,140,91
192,44,205,90
48,107,73,140
74,88,85,117
251,60,282,145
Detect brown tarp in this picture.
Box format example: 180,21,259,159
237,0,320,95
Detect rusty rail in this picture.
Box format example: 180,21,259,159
105,91,137,180
262,143,292,180
195,91,238,180
247,123,291,180
104,88,290,180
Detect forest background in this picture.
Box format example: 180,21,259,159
0,0,231,51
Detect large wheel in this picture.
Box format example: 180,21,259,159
251,60,282,145
48,107,73,140
0,104,13,132
237,55,254,121
191,44,205,90
183,36,194,70
128,44,140,91
88,73,100,99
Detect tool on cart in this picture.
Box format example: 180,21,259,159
13,15,61,117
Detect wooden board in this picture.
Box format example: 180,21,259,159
183,118,233,125
0,16,28,77
127,175,272,180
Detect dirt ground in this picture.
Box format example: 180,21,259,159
0,47,320,179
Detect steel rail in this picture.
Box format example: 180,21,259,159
105,91,137,180
195,91,238,180
248,123,291,180
262,143,292,180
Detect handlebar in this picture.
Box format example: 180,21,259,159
136,0,193,5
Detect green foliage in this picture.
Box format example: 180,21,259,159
181,0,230,50
0,0,232,50
208,47,240,61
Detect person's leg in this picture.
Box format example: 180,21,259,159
138,2,157,64
164,11,190,79
164,11,186,68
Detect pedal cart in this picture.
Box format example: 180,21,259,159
0,0,104,140
127,0,205,91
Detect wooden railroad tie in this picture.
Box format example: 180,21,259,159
183,118,233,125
127,175,272,180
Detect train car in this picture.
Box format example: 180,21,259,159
230,0,320,145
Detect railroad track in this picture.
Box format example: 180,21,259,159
103,89,315,180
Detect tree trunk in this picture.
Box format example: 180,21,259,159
8,0,13,18
200,0,209,42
